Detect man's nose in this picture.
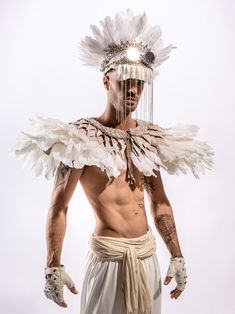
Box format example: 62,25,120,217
128,90,136,97
127,84,138,94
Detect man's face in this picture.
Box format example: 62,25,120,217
105,71,145,113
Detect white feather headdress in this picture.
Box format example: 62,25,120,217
78,9,176,82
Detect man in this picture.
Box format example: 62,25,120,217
9,9,214,314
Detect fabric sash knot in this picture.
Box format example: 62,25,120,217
88,226,156,314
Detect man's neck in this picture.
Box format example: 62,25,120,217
96,112,136,131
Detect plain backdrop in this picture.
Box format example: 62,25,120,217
1,0,235,313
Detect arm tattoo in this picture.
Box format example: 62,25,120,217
154,213,183,257
155,214,176,242
54,162,72,189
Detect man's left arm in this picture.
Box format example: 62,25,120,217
144,170,183,258
143,170,187,299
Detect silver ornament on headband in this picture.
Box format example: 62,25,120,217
143,51,155,65
100,41,155,73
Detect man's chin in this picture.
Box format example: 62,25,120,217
123,101,138,110
123,105,138,113
112,102,138,113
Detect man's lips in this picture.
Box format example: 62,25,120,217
126,97,136,101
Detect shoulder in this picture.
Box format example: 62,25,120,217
68,117,108,140
136,119,164,145
138,119,163,133
68,116,98,130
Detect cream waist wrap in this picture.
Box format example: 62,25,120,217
88,226,156,314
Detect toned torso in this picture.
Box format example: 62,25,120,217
80,163,148,238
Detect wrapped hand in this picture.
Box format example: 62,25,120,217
164,257,187,299
44,265,78,307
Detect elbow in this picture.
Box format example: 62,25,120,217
48,204,68,218
151,201,173,219
49,195,69,213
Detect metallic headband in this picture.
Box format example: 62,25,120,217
100,41,155,73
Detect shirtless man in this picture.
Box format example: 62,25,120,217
10,10,214,314
44,69,187,313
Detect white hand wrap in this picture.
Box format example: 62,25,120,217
44,265,75,303
166,257,187,291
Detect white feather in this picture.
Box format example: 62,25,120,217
156,124,214,178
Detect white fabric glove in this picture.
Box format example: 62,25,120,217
165,257,187,291
44,265,77,304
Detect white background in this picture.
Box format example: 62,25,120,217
1,0,234,313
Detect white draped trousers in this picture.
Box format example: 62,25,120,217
80,226,162,314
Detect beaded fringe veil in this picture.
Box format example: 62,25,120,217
115,80,154,125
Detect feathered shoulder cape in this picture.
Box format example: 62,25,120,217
9,115,214,183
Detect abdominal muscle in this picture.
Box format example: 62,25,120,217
79,165,149,238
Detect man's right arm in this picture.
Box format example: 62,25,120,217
46,162,84,267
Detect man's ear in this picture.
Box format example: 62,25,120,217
103,75,110,90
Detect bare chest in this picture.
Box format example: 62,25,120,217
79,162,145,202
